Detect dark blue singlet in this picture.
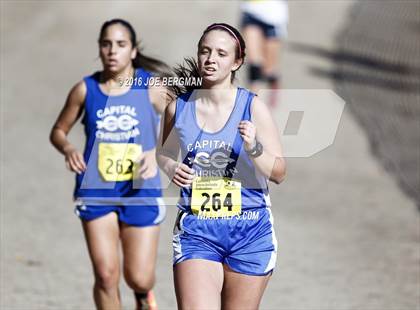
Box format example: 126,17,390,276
73,68,165,226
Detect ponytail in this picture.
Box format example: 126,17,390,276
171,57,201,97
132,49,172,78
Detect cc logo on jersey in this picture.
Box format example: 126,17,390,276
192,151,235,169
96,115,139,132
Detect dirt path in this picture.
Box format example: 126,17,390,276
1,1,418,309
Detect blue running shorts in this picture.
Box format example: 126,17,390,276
241,12,287,39
74,198,166,227
173,208,278,276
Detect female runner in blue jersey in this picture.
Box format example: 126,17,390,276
50,19,170,310
157,23,286,309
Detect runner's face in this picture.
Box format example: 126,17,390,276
99,24,136,73
197,30,242,84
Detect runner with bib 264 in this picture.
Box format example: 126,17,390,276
157,23,286,310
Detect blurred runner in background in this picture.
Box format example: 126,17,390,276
241,0,288,107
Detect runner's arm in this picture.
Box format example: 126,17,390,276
49,81,87,174
242,96,286,184
156,98,180,176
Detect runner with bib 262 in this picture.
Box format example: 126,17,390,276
50,19,170,310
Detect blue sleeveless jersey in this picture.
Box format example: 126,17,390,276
74,68,162,204
174,87,271,212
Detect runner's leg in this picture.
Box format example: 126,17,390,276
264,38,281,107
263,38,281,78
82,212,121,310
120,223,160,309
221,264,271,310
174,259,224,310
243,25,266,93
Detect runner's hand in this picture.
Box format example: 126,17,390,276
171,162,195,188
238,120,257,151
64,145,86,174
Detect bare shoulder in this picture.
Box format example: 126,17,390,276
52,80,87,132
250,94,271,120
68,80,87,106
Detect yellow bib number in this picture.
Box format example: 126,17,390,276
191,177,241,218
98,143,142,182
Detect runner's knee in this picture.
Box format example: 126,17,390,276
124,272,155,292
94,266,119,291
